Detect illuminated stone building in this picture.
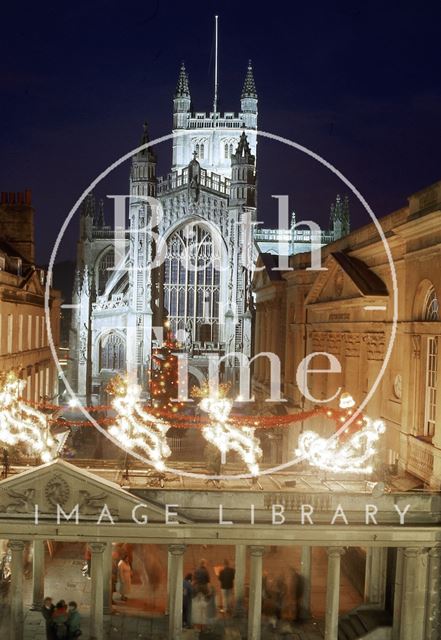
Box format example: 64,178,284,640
253,179,441,488
0,190,61,403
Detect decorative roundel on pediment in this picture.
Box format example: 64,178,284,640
393,374,402,399
45,475,70,509
334,269,344,297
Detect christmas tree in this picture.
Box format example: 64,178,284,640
150,322,184,413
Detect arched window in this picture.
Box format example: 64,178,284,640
163,224,221,342
195,143,199,157
224,143,229,159
424,286,440,321
96,249,114,295
229,143,233,157
412,282,439,439
99,333,126,371
200,143,205,160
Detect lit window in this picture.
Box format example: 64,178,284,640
100,333,126,371
7,314,13,354
96,249,114,296
424,286,439,321
163,224,222,342
425,336,438,436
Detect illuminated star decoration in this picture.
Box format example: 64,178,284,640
108,376,171,471
196,384,262,476
0,371,55,462
295,393,386,474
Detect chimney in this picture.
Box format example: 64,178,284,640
1,192,7,205
25,189,32,206
9,192,15,205
17,192,23,205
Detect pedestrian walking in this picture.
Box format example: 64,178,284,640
290,567,306,621
41,597,56,640
205,582,217,623
218,559,235,614
191,589,208,631
117,553,132,601
274,573,287,621
66,601,82,638
183,573,193,628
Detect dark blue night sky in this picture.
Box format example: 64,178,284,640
1,0,441,263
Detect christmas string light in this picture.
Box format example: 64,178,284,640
107,376,171,471
0,371,55,462
195,385,263,476
295,394,385,474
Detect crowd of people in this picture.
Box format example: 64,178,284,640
182,558,236,631
183,559,305,631
77,545,305,633
41,598,81,639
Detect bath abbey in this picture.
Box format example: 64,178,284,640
68,62,350,400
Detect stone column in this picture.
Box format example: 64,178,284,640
234,544,246,617
31,539,45,610
400,547,427,640
248,546,264,640
325,547,345,640
392,548,404,640
364,546,387,608
299,546,312,620
168,544,185,640
425,546,441,640
90,542,106,640
9,540,25,640
103,541,112,614
165,547,171,614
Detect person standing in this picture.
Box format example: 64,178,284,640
41,597,55,640
66,601,81,639
194,559,210,591
52,600,68,639
218,559,235,614
182,573,193,628
117,554,132,601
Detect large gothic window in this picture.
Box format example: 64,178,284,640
96,249,114,296
99,333,126,371
163,224,221,342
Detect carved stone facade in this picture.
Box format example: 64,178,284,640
69,64,261,398
253,179,441,488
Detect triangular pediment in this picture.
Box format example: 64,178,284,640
252,252,285,290
21,269,45,296
305,252,388,306
0,459,175,523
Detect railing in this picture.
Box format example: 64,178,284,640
407,436,434,483
157,168,230,196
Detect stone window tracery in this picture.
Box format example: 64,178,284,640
163,224,221,342
99,333,126,371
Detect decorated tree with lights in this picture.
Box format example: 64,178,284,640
150,324,184,413
107,375,171,471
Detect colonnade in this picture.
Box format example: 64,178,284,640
5,539,441,640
